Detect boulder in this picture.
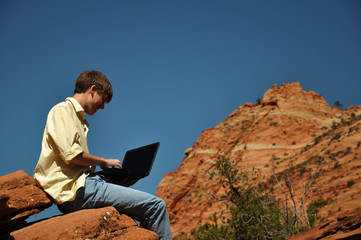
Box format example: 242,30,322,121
8,206,158,240
0,170,52,233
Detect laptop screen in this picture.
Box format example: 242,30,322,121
122,142,160,176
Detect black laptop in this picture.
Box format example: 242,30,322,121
96,142,160,187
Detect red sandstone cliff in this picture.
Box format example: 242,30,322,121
156,82,361,239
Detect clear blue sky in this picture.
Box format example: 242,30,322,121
1,0,360,221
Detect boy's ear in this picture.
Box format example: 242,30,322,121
89,85,97,95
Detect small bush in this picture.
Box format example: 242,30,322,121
307,197,334,226
331,134,341,142
347,180,356,188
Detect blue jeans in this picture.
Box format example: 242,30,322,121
58,175,172,240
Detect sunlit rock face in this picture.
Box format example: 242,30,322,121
0,170,52,233
156,82,361,239
288,208,361,240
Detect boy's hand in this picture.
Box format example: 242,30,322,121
101,159,122,169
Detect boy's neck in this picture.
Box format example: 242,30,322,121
73,93,88,110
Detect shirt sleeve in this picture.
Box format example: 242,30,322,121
46,104,85,163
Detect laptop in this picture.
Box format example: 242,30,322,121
95,142,160,187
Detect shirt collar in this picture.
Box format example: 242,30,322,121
65,97,86,120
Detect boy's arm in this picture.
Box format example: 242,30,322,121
70,152,122,169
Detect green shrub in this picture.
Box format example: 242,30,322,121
184,158,310,240
347,180,356,188
307,197,334,226
334,101,343,109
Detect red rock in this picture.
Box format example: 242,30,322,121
287,208,361,240
0,170,52,233
156,82,361,239
9,206,158,240
0,171,159,239
0,169,160,239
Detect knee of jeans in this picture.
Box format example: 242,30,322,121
154,197,167,210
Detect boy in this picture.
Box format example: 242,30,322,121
34,71,172,239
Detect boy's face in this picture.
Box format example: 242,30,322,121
86,91,108,116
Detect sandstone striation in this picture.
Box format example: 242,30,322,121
156,82,361,239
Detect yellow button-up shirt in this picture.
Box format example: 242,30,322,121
34,97,94,204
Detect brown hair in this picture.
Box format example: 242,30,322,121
74,71,113,102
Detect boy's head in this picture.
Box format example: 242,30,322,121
74,71,113,103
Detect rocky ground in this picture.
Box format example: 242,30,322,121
0,170,158,240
